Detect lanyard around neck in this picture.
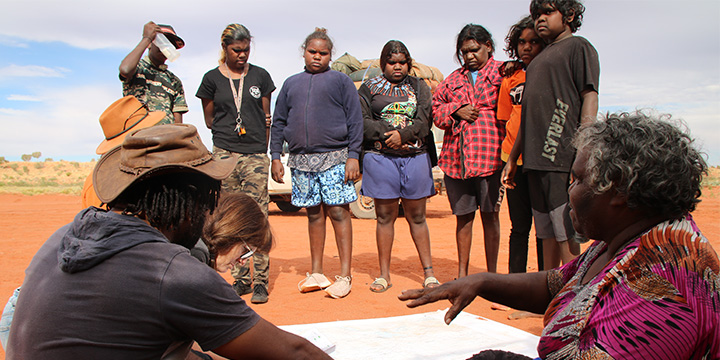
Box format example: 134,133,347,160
223,63,249,135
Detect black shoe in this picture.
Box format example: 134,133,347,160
251,284,269,304
232,281,252,296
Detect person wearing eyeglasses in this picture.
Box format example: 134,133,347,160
6,124,331,360
203,193,271,274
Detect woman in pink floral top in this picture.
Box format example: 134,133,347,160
400,111,719,359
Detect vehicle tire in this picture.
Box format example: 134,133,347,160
349,180,376,219
275,201,301,213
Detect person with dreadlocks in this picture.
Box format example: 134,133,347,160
6,124,331,359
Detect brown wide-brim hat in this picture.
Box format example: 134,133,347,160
95,96,165,155
93,124,237,204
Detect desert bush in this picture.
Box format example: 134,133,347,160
34,162,45,169
21,154,32,161
32,152,41,159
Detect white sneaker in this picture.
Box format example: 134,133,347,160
298,273,332,293
324,275,352,299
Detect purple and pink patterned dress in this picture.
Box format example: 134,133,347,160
538,215,719,359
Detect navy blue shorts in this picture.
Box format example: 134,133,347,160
361,152,435,200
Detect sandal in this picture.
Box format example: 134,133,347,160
423,276,440,288
369,278,392,293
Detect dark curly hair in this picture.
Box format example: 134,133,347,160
530,0,585,33
455,24,494,65
504,16,543,60
572,111,707,219
110,171,222,248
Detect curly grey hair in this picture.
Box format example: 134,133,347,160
572,110,707,219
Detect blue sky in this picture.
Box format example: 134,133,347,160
1,0,719,164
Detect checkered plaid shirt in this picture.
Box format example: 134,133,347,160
432,58,504,179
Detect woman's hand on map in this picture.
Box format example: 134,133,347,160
398,276,482,325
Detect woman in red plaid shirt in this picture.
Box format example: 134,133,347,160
432,24,505,279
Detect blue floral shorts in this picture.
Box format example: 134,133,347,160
291,163,358,207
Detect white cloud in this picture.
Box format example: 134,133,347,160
0,65,70,78
0,0,718,164
0,85,117,159
0,108,31,116
0,36,28,48
7,94,42,102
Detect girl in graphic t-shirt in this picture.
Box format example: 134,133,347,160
357,40,439,293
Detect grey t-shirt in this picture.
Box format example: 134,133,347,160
8,211,259,359
521,36,599,172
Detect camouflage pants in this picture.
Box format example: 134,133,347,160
213,147,270,286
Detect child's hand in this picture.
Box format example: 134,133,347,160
499,60,522,77
383,130,402,149
501,162,517,189
142,22,161,41
452,105,479,123
271,159,284,183
345,159,360,182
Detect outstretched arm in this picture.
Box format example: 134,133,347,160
213,318,332,359
398,271,552,325
119,22,160,80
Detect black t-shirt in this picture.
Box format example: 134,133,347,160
521,36,599,172
196,64,275,154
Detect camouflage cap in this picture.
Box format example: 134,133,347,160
158,24,185,49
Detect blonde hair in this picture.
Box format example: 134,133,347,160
202,192,272,268
219,23,252,64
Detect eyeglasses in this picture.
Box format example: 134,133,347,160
239,241,255,261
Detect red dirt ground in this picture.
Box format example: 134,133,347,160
1,189,718,359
